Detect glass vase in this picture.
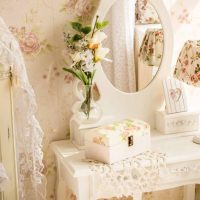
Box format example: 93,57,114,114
76,84,102,124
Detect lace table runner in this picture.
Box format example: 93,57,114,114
89,151,166,199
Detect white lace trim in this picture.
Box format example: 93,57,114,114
89,151,166,198
0,164,9,192
0,17,46,200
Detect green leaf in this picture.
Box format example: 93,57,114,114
71,34,83,41
91,69,96,80
96,21,109,30
95,22,101,30
63,68,82,80
81,26,92,34
81,70,89,84
71,22,82,32
101,21,109,28
76,70,89,85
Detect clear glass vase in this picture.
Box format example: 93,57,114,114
76,84,102,124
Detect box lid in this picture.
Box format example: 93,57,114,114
85,119,150,147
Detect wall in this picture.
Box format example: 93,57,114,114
0,0,78,199
0,0,200,199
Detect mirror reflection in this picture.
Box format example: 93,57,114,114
102,0,164,92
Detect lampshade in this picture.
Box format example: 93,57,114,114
139,28,164,66
174,40,200,87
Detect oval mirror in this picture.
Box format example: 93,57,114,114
102,0,164,93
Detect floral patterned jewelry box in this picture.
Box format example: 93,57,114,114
85,119,151,164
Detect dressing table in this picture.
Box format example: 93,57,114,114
52,0,200,199
52,130,200,200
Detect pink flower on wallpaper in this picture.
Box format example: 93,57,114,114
64,73,74,83
9,26,52,56
20,32,41,55
183,59,189,66
74,0,93,17
191,74,199,83
178,9,191,24
181,68,186,73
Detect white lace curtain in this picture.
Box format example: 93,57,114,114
0,17,46,200
103,0,136,93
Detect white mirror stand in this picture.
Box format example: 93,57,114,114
70,0,174,148
73,0,174,128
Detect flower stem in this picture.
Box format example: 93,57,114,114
81,84,92,119
91,15,99,38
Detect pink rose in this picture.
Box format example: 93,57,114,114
183,59,189,66
19,32,40,55
75,0,92,17
198,73,200,80
64,74,74,84
181,68,186,73
191,74,198,83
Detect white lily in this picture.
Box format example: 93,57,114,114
83,50,93,63
82,62,96,72
82,50,96,72
89,31,107,49
95,46,110,62
102,58,113,63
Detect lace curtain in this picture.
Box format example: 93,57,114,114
103,0,136,93
0,17,46,200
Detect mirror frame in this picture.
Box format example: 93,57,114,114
74,0,174,128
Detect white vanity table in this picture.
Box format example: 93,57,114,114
51,130,200,200
52,0,200,199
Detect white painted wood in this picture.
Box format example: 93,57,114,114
51,132,200,200
163,78,188,114
183,185,195,200
0,68,19,200
63,0,197,199
134,193,142,200
155,111,199,134
87,0,174,128
70,0,174,148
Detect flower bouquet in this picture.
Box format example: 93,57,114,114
63,16,110,122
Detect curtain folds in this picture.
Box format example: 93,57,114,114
103,0,136,93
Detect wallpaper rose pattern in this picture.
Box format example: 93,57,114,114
0,0,200,199
9,26,52,56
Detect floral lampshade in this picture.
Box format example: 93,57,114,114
174,40,200,87
139,28,164,66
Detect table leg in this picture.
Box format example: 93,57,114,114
134,193,142,200
183,184,195,200
56,179,66,200
76,176,92,200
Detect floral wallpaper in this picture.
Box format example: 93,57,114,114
0,0,98,199
0,0,200,200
